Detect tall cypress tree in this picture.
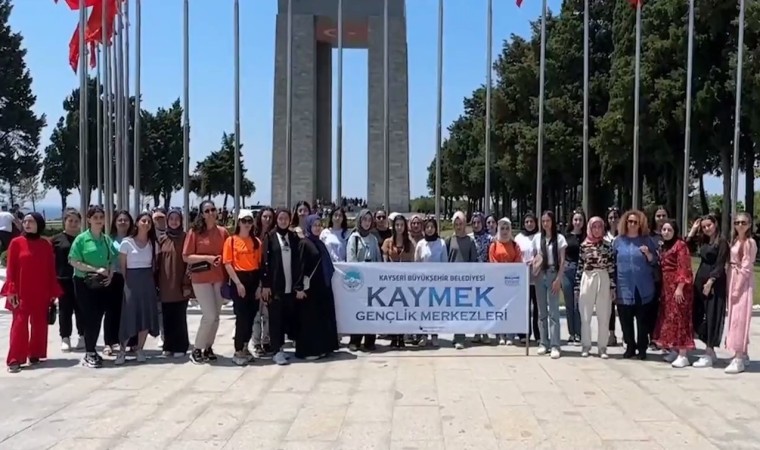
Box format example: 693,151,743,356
0,0,45,205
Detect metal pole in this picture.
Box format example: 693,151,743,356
582,0,589,214
96,45,103,207
632,1,642,209
535,0,547,215
104,37,113,224
233,0,241,216
730,0,745,219
78,0,87,221
383,0,390,211
336,0,344,204
115,8,123,210
681,0,695,230
133,0,141,214
182,0,190,228
123,0,131,210
484,0,492,217
284,0,293,208
434,0,443,220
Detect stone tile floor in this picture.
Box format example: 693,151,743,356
0,311,758,450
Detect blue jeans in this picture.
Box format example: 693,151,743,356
535,269,561,349
562,261,581,338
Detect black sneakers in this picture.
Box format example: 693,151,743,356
203,348,218,361
82,352,102,368
190,349,204,365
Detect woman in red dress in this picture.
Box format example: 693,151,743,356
653,219,695,368
0,213,62,373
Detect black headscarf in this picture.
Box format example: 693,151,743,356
521,212,538,236
24,212,45,240
661,219,680,252
424,218,440,242
275,209,291,236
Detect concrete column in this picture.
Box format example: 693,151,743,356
367,15,410,213
271,13,318,207
315,41,333,203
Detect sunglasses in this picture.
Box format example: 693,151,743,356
376,215,386,220
240,218,254,224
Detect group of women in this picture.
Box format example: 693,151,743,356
0,201,755,375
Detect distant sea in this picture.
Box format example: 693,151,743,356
22,205,67,221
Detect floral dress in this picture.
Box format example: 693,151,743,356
653,239,694,349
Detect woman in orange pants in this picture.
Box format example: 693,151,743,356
0,213,62,373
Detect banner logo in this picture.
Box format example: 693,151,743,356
342,270,364,292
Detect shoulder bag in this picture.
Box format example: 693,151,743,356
83,236,111,290
220,236,236,300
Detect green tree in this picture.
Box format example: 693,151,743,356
42,117,79,213
140,99,184,207
0,0,45,205
191,132,255,206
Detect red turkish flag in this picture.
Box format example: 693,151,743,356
516,0,524,6
54,0,101,10
628,0,642,7
68,0,118,72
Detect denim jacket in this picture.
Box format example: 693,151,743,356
613,235,658,305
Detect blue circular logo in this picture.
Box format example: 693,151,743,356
342,270,364,291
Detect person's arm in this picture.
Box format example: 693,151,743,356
0,239,19,298
44,242,63,301
68,235,103,274
468,237,478,263
259,234,272,290
707,238,730,283
414,240,422,262
438,240,448,263
222,237,243,287
555,236,567,282
574,244,584,296
488,242,497,263
675,240,693,287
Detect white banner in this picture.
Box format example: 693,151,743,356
332,262,529,334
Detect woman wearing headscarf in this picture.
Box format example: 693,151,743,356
470,212,493,263
652,220,694,368
489,218,522,345
157,209,192,357
574,217,616,359
408,214,424,244
346,209,381,351
252,206,275,357
414,217,447,347
260,209,302,365
295,214,340,359
514,212,540,343
1,213,62,373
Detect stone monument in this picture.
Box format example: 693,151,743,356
271,0,410,211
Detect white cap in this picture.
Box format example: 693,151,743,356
238,209,254,220
388,212,400,221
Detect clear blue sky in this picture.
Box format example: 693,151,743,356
9,0,737,210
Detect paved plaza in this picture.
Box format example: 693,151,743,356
0,310,759,450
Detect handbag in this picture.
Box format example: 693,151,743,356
48,303,57,325
188,261,212,273
302,258,321,291
83,272,108,289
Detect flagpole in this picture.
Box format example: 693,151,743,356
681,0,694,230
730,0,745,219
632,0,642,209
123,0,131,211
133,0,141,214
103,0,112,223
382,0,390,211
336,0,344,205
233,0,241,215
182,0,190,228
78,0,87,221
582,0,589,214
434,0,443,221
535,0,547,215
96,44,103,207
484,0,492,217
284,0,293,209
114,6,123,210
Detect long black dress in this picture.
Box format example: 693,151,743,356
295,238,340,359
689,236,729,348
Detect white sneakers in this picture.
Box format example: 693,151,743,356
693,355,713,368
671,355,690,368
537,345,548,356
550,348,561,359
61,338,71,353
725,358,745,374
663,351,678,363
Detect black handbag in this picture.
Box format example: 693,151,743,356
83,272,109,290
48,303,57,325
188,261,212,273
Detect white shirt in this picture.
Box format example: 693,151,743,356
320,228,347,262
540,234,568,267
414,238,447,263
277,233,293,294
514,233,539,263
0,211,13,232
119,237,154,269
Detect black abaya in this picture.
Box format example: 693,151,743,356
295,238,340,359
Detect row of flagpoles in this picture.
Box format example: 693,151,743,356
60,0,746,231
